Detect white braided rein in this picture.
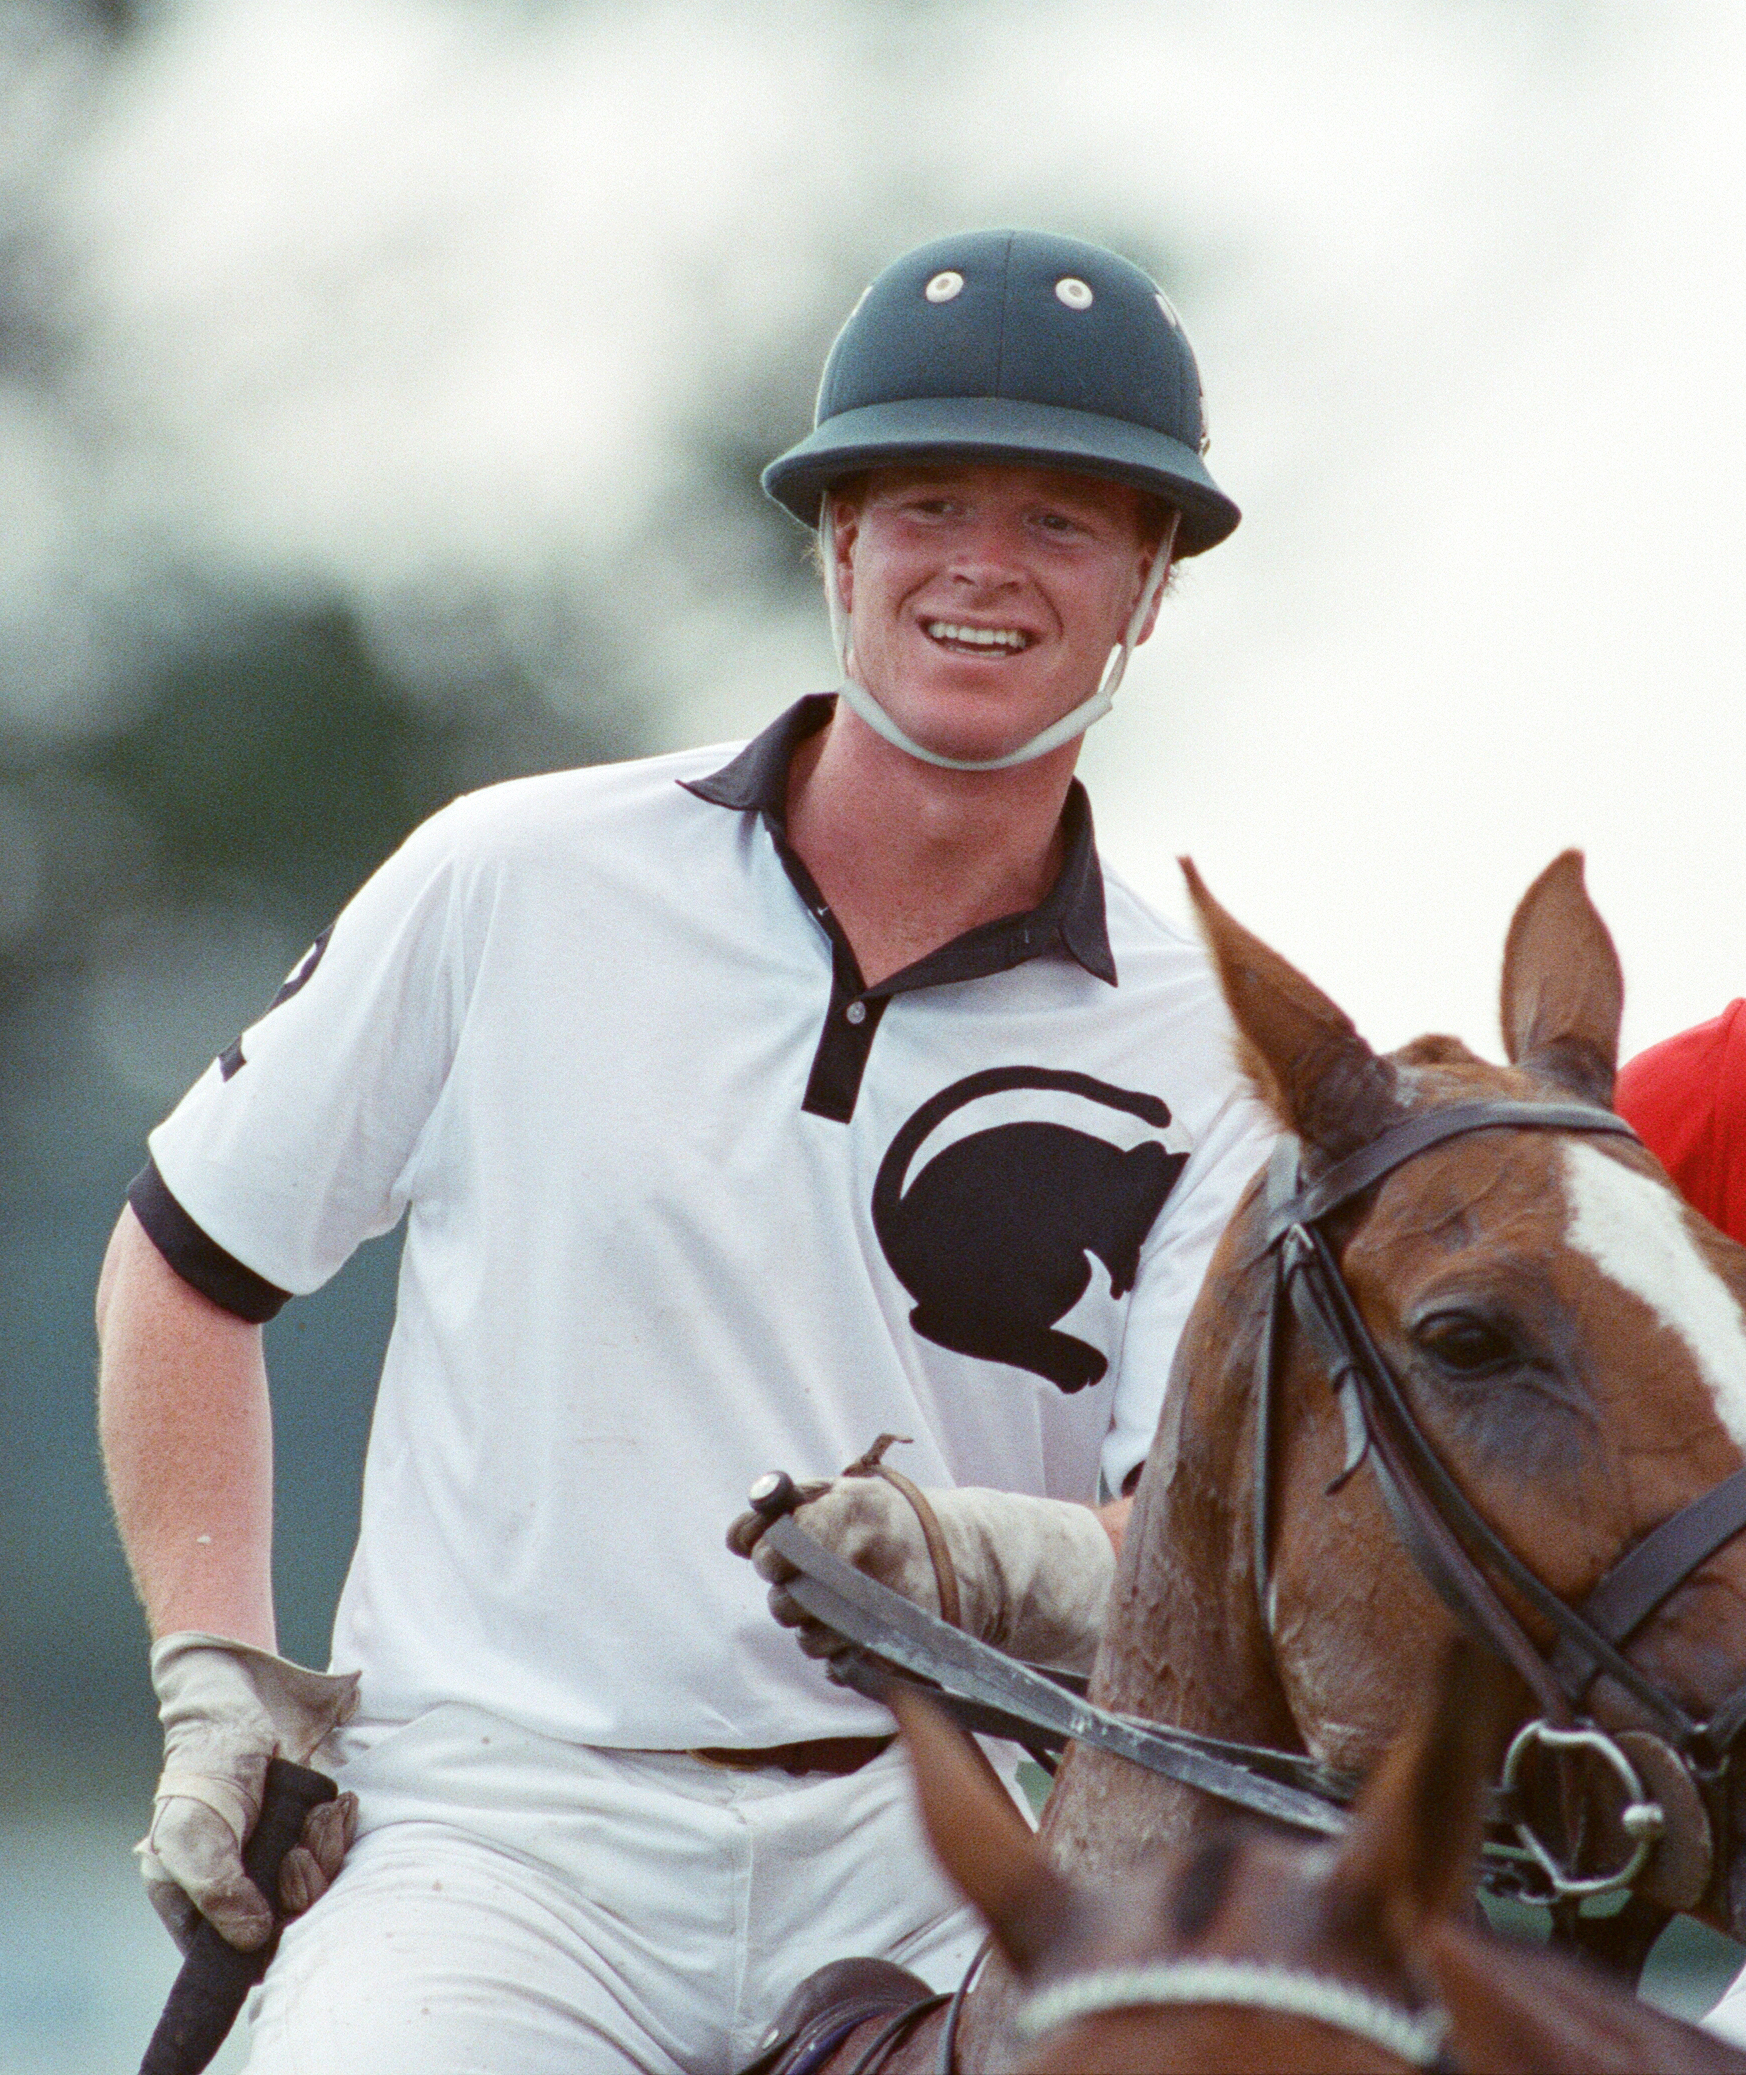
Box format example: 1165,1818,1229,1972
1012,1958,1451,2067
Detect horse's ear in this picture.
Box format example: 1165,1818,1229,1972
890,1687,1082,1977
1500,851,1623,1106
1181,859,1402,1160
1321,1638,1516,1948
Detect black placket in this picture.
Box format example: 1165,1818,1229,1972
681,694,1119,1127
806,980,892,1122
779,846,893,1123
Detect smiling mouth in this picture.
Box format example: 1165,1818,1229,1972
923,620,1033,656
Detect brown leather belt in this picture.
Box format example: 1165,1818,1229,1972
688,1735,894,1777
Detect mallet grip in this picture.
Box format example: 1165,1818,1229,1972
139,1756,338,2075
747,1469,804,1524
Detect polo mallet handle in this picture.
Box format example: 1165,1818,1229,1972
748,1469,805,1526
139,1756,338,2075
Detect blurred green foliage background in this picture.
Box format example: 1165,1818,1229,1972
0,595,643,1766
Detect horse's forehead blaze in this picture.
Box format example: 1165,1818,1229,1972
1560,1141,1746,1450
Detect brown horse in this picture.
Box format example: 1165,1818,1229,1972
774,852,1746,2072
897,1650,1746,2073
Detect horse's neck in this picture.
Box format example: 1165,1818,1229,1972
1039,1253,1301,1878
946,1269,1292,2073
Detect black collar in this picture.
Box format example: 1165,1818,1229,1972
683,694,1116,992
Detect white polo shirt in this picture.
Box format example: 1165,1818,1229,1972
136,696,1272,1748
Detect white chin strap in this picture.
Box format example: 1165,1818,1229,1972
820,504,1177,772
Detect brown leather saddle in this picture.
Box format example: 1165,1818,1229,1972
737,1957,942,2075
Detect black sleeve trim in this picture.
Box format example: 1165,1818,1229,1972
127,1159,292,1324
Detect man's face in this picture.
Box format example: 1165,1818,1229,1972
829,462,1167,768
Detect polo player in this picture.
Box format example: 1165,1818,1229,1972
97,227,1269,2073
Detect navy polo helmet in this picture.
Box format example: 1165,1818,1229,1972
763,229,1240,556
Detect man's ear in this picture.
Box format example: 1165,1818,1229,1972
1130,511,1179,649
828,494,860,615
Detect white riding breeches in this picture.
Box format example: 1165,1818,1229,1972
236,1704,989,2075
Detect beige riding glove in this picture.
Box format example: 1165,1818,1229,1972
728,1477,1115,1673
140,1632,361,1953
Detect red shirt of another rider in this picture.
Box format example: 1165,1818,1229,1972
1616,998,1746,1247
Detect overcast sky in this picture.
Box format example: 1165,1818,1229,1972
5,0,1741,1065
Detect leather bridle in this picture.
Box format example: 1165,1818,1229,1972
1253,1097,1746,1912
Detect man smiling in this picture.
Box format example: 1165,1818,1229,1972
779,462,1173,995
98,229,1270,2072
823,462,1168,770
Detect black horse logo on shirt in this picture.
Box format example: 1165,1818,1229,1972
872,1067,1187,1393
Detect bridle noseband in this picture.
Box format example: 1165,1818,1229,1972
1254,1098,1746,1908
1013,1959,1452,2070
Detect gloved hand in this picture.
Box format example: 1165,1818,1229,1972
727,1475,1115,1673
140,1632,361,1953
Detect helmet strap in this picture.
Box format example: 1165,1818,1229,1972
819,504,1177,773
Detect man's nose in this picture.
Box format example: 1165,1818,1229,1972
947,527,1025,590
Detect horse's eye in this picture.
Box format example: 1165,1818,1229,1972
1416,1313,1517,1373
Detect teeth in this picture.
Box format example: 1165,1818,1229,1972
925,621,1030,650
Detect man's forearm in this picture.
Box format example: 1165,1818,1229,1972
96,1206,278,1647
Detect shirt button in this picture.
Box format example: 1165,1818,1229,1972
845,1000,867,1025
